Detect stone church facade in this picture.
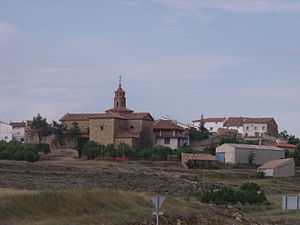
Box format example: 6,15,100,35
60,83,154,148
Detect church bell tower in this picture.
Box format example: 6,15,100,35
114,76,126,108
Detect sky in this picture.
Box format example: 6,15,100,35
0,0,299,136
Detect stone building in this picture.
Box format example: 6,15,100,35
60,81,154,148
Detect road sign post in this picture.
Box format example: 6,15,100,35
151,196,165,225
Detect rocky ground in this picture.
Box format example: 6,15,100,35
0,149,300,196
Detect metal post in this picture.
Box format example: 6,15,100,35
156,196,160,225
285,196,288,225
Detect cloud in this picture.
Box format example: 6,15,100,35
153,0,300,22
0,22,22,40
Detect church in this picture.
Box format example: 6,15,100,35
59,80,154,148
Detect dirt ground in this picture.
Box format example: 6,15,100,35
1,149,300,195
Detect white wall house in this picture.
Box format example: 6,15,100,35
192,118,226,133
0,121,13,142
216,143,285,166
243,123,267,138
154,119,189,149
10,122,26,142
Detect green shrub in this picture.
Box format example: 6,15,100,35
0,141,40,162
199,187,239,205
82,141,104,159
173,146,195,160
197,182,266,205
32,143,51,154
256,171,266,179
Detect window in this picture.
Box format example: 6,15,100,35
255,132,260,137
210,127,213,131
254,126,257,130
164,138,170,144
246,127,249,130
100,126,104,130
244,133,248,137
262,126,265,130
130,126,134,129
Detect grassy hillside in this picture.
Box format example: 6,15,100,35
0,188,251,225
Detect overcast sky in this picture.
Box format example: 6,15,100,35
0,0,299,136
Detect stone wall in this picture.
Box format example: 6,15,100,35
63,120,90,138
89,118,115,145
140,120,154,148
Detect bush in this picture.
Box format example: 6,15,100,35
197,182,266,205
189,128,209,140
82,141,105,159
173,146,196,160
31,143,51,154
256,171,266,179
199,187,239,205
0,141,40,162
202,144,217,155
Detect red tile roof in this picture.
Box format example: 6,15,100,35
115,131,139,139
265,142,297,149
217,128,238,135
243,118,274,123
115,87,125,93
154,119,185,130
10,122,26,127
258,158,294,169
223,117,245,127
106,107,134,113
223,117,275,127
59,113,100,121
192,118,225,123
60,112,153,121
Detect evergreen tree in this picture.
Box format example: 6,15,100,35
30,114,51,143
199,114,208,133
67,122,81,157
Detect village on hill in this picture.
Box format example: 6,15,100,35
1,79,299,177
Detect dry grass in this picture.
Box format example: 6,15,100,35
0,188,36,197
0,188,247,225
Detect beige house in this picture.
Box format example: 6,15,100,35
257,158,295,177
215,143,285,166
60,82,154,148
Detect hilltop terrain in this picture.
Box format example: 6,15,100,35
0,149,299,224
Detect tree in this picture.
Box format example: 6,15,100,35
51,121,67,147
30,114,51,143
248,151,256,169
279,130,300,146
67,122,81,157
199,114,209,134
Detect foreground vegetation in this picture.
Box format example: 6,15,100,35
0,141,50,162
81,141,196,161
197,182,266,205
0,188,248,225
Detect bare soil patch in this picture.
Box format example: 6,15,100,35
0,148,300,195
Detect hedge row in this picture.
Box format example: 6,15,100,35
81,141,196,160
0,141,50,162
197,182,266,205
